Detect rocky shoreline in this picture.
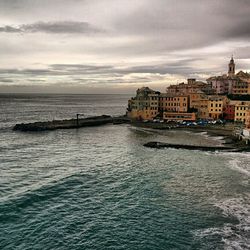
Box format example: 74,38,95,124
143,141,250,152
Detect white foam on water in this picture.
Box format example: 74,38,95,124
196,131,225,142
219,152,250,178
216,197,250,250
194,156,250,250
229,159,250,177
194,197,250,250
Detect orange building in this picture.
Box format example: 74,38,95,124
197,98,210,119
159,94,189,113
189,92,206,109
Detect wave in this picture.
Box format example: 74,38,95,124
194,155,250,250
194,196,250,250
215,152,250,179
229,159,250,177
0,172,93,222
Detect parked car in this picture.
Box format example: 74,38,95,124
153,119,160,123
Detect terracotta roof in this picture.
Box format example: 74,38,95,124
236,71,250,79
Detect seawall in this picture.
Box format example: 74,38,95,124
143,141,249,152
13,115,130,132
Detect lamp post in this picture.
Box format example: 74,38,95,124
76,113,84,127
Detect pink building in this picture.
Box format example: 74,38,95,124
207,57,237,94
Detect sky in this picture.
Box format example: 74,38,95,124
0,0,250,94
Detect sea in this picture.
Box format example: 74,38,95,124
0,94,249,250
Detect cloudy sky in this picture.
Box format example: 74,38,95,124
0,0,250,93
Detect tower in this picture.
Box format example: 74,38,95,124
228,56,235,77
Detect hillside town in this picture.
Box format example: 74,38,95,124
127,57,250,139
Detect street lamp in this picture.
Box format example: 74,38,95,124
76,113,84,127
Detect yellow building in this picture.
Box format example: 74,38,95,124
127,87,160,120
207,96,227,120
159,94,189,113
246,110,250,129
234,101,250,123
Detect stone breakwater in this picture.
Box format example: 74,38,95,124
13,116,249,152
143,141,250,152
13,115,130,132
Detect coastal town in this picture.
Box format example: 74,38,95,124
127,57,250,142
12,57,250,149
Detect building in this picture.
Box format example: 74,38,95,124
166,78,213,95
228,56,235,77
158,94,189,113
207,75,237,94
189,91,206,110
236,71,250,83
127,87,160,120
245,110,250,129
243,110,250,139
207,57,236,94
231,79,250,95
207,57,250,95
197,98,210,119
207,95,227,120
234,101,250,123
223,104,235,121
127,86,195,121
232,71,250,95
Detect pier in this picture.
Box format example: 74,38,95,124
13,115,130,132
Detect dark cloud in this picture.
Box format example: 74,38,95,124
0,78,14,83
234,47,250,59
0,60,204,79
0,21,103,34
111,0,250,51
0,26,20,33
227,19,250,39
50,64,113,71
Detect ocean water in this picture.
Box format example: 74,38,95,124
0,94,249,250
